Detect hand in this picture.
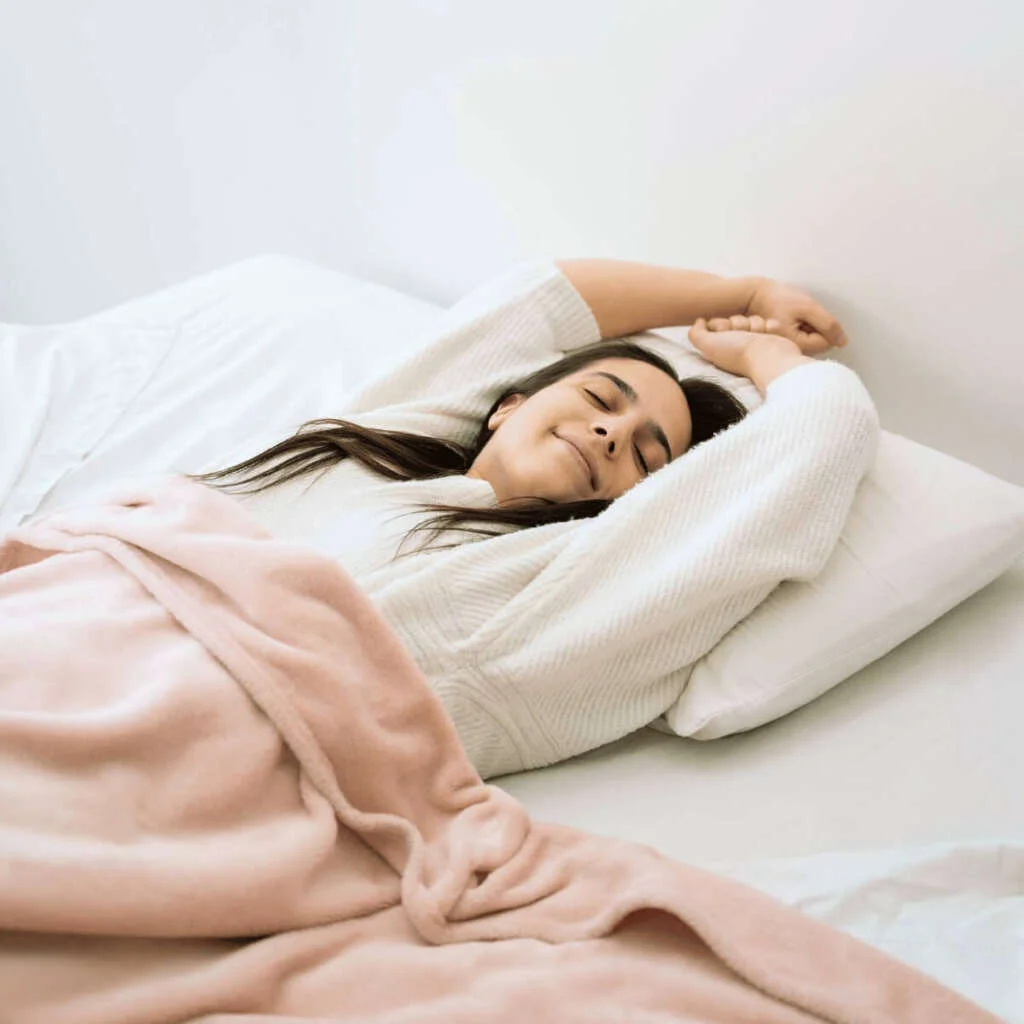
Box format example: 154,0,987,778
689,316,817,391
687,315,799,377
734,278,847,352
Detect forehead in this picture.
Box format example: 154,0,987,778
572,357,692,455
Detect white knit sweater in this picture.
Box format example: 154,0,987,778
237,260,880,780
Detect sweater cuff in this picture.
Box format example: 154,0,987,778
766,358,881,475
766,357,877,417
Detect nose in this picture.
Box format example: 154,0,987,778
594,423,619,455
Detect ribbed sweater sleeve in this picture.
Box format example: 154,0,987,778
459,359,880,777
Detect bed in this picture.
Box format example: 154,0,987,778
2,254,1021,1020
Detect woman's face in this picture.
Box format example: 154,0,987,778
467,357,692,504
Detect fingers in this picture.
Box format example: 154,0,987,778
688,317,709,342
792,324,831,355
800,305,848,348
702,314,829,352
707,315,776,334
748,278,850,348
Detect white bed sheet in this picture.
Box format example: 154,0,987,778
3,254,1022,1019
0,255,445,531
704,840,1023,1021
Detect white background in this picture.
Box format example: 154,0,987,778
1,0,1021,483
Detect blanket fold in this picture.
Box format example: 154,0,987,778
0,476,1003,1023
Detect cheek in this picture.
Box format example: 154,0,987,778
490,421,539,479
501,406,552,450
501,428,560,488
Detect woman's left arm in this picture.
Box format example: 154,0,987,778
556,258,847,349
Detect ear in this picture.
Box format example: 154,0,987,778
487,393,526,431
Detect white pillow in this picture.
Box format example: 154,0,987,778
639,328,1024,740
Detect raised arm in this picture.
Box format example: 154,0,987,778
555,258,760,340
556,258,847,349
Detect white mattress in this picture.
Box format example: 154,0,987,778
3,255,1022,1020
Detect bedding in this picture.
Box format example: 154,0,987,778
709,840,1024,1023
497,549,1024,1020
2,254,1022,1018
0,255,442,532
0,475,1002,1023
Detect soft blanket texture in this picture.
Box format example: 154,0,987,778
0,477,1002,1023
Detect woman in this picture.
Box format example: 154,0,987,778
194,258,878,779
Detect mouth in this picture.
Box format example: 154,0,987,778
555,432,595,491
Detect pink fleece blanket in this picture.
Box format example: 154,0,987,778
0,476,1003,1023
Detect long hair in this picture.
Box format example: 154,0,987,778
191,339,748,557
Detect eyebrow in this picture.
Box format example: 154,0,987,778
590,371,674,463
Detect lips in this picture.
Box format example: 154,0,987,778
556,433,595,490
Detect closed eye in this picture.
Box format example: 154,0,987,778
584,388,649,477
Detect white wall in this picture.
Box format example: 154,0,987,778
1,0,1021,483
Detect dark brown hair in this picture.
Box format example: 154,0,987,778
192,339,748,558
